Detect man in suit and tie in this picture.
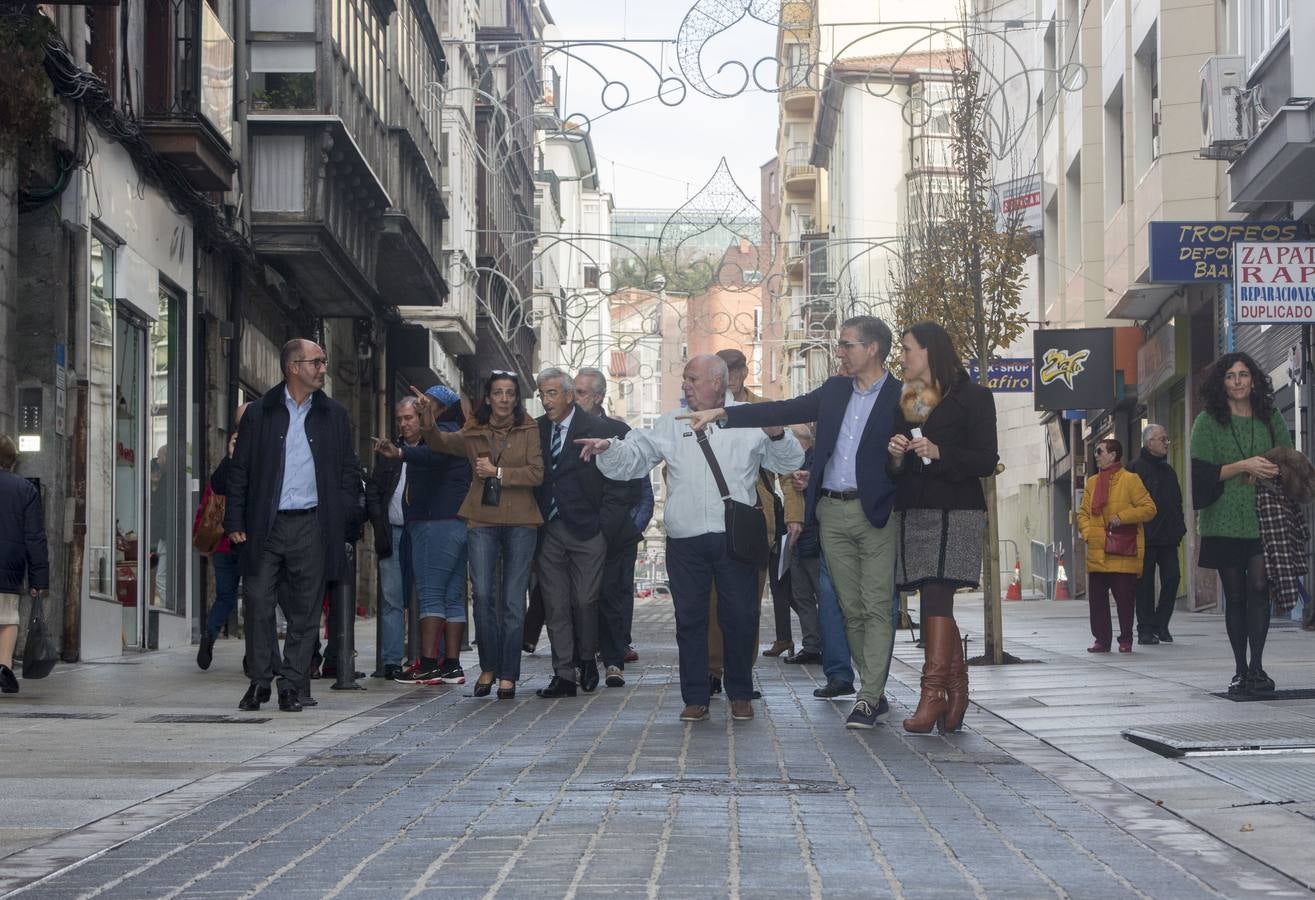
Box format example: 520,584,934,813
532,367,612,697
679,317,901,730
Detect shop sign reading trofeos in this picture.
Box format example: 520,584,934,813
1233,242,1315,324
1148,221,1308,283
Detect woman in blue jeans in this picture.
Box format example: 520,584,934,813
195,416,246,671
381,393,474,685
414,374,543,699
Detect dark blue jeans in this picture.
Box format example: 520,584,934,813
818,554,856,685
666,532,758,705
466,525,537,682
205,551,241,640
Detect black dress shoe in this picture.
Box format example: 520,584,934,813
709,674,723,696
196,634,215,671
784,649,822,665
1137,633,1160,645
1156,628,1174,643
257,685,272,704
536,676,578,698
1,664,20,694
579,661,600,693
278,688,303,712
298,692,318,707
238,683,264,711
813,679,856,699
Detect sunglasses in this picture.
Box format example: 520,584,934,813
490,370,519,379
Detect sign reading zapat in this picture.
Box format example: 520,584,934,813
1233,241,1315,324
1033,328,1116,412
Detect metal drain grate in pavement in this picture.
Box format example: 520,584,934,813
926,751,1021,765
138,714,271,724
304,753,397,767
595,776,847,795
1210,689,1315,702
1124,722,1315,757
1182,755,1315,803
0,711,115,720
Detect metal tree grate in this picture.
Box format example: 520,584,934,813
1210,689,1315,702
1124,721,1315,757
138,714,271,724
1182,755,1315,804
0,711,115,720
304,753,398,767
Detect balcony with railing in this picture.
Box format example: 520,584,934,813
783,143,817,195
141,0,236,191
781,62,819,116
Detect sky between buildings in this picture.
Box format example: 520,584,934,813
544,0,780,210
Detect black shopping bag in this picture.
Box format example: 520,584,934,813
22,597,58,679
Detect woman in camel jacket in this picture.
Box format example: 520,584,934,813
1077,438,1156,653
414,373,543,699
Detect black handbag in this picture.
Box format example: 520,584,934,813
480,431,506,507
696,431,769,567
22,595,58,680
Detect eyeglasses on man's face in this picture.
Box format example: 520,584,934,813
295,357,328,369
836,340,870,351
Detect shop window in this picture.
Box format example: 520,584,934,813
87,234,116,600
148,285,186,616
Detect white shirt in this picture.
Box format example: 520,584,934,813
596,401,803,539
388,458,408,527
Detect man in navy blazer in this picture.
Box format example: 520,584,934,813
679,316,901,730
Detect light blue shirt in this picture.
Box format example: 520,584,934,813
279,388,319,510
821,371,889,492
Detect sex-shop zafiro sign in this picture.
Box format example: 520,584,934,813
967,358,1034,392
1033,329,1115,412
1234,242,1315,324
1148,221,1307,283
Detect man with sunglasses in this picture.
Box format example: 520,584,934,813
225,339,362,713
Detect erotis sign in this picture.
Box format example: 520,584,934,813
1234,242,1315,324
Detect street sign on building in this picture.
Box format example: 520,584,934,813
1033,329,1115,412
991,175,1042,234
1148,220,1308,283
1234,241,1315,324
967,358,1034,392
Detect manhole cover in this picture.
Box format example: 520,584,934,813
0,711,115,720
1124,722,1315,757
138,714,271,724
596,777,846,795
926,751,1020,765
304,753,397,767
1211,689,1315,702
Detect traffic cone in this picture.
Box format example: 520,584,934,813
1005,556,1022,601
1054,553,1070,600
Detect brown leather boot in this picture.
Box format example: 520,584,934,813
902,617,952,733
943,619,969,732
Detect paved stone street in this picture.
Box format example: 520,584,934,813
1,597,1311,898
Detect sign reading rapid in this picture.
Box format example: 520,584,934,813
1234,242,1315,324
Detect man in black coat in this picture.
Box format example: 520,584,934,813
1128,424,1186,644
225,339,361,712
0,433,49,695
531,367,620,697
574,367,653,685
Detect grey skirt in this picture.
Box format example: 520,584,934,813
895,508,987,591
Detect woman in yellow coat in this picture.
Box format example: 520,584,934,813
1077,438,1157,653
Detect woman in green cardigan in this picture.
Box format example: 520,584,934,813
1190,352,1289,695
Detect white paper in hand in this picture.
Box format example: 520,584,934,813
911,427,931,465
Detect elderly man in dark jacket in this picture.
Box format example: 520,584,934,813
0,434,49,694
225,339,361,712
1127,424,1187,644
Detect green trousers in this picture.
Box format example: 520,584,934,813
816,496,897,706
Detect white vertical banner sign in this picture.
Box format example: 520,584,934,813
1233,242,1315,324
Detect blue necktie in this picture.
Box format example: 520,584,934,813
548,423,563,520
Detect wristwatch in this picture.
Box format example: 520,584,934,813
496,466,503,479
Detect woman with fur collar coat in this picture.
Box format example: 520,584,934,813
887,323,998,734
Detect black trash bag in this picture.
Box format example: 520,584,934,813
22,598,58,680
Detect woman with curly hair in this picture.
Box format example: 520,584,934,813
1191,352,1290,695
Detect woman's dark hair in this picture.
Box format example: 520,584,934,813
474,373,526,426
902,322,967,392
1201,352,1274,428
1097,438,1123,463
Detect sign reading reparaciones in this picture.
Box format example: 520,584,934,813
1233,242,1315,324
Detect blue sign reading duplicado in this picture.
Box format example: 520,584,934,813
1149,221,1309,283
968,358,1033,393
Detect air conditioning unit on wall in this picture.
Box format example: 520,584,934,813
1200,55,1251,158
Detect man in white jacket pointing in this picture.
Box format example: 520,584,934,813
577,354,802,723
